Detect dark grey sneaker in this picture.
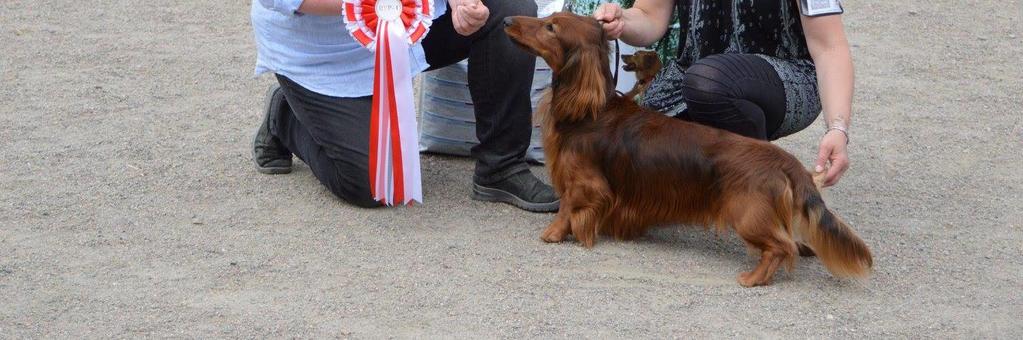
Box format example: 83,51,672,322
253,85,292,175
472,170,559,212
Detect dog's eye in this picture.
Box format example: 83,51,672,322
545,23,555,32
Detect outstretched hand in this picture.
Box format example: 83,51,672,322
814,130,849,187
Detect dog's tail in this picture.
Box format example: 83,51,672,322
784,166,873,278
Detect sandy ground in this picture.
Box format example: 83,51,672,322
2,0,1021,338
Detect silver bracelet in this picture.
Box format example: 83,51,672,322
825,125,849,145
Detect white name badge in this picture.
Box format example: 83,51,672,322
799,0,844,16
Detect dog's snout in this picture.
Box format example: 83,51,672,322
502,17,514,27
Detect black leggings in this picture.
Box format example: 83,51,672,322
677,54,787,140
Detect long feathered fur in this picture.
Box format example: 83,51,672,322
505,12,871,287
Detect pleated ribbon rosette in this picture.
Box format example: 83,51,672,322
343,0,432,205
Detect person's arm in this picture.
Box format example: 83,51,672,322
297,0,342,15
290,0,487,36
799,7,854,187
593,0,674,46
256,0,330,15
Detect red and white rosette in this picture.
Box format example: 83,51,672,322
343,0,432,205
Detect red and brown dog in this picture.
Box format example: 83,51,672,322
504,12,871,287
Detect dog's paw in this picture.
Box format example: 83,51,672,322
540,227,567,243
737,271,768,287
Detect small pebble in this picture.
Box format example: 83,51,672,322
827,314,835,320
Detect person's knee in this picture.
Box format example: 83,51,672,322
320,171,382,208
349,196,382,209
681,57,737,106
334,184,382,208
486,0,537,18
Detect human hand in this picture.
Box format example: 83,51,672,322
814,130,849,187
450,0,489,36
593,3,624,40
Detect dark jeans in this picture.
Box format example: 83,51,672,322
270,1,538,207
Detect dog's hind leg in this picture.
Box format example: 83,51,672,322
727,196,798,287
797,243,816,257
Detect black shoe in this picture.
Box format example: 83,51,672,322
472,170,559,212
253,85,293,174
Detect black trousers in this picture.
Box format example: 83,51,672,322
270,1,538,207
676,53,787,140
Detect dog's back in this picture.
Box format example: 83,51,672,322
597,98,722,225
577,97,774,232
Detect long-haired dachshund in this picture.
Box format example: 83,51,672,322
504,13,872,287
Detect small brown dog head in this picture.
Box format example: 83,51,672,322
621,51,661,77
620,50,662,98
504,12,612,121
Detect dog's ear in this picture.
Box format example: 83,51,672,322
556,46,609,121
533,88,552,126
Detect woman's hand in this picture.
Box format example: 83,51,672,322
592,0,674,47
450,0,489,36
593,3,625,40
814,130,849,187
801,13,854,188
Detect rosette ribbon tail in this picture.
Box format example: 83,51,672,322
369,21,423,205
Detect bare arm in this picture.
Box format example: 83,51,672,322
297,0,341,15
799,6,854,186
593,0,675,46
802,14,853,133
620,0,675,46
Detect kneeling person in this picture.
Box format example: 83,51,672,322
250,0,558,211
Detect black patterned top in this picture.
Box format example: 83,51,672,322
675,0,812,67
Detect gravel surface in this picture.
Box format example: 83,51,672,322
1,0,1021,338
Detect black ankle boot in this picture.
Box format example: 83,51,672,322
253,85,292,174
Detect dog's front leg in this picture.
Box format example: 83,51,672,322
561,171,611,248
542,150,611,247
541,209,570,243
